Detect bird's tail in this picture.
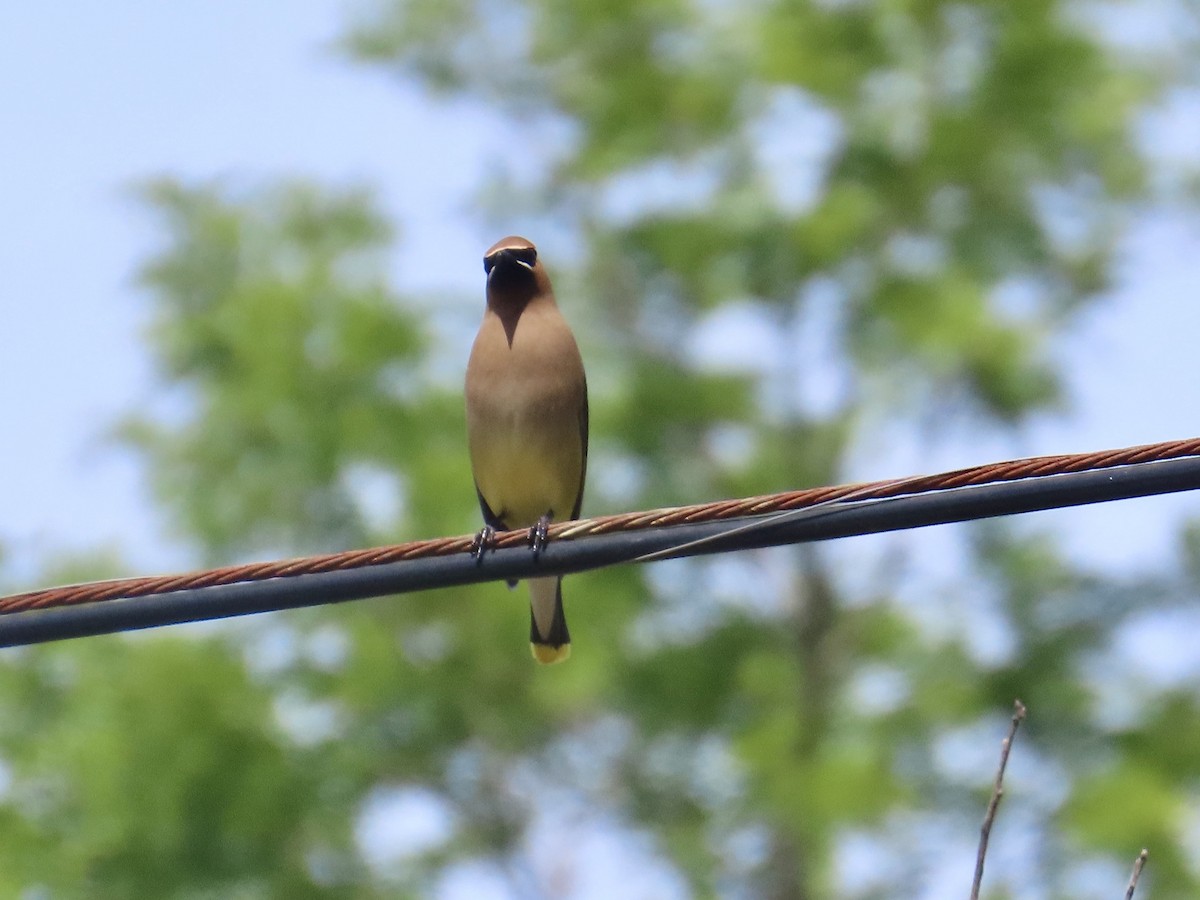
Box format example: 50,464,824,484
529,576,570,664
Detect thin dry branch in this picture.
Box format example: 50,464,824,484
970,699,1027,900
1125,848,1149,900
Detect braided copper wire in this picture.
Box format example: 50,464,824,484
2,436,1198,616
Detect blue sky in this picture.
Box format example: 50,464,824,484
0,2,494,578
1,2,1198,582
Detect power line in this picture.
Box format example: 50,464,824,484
7,436,1198,613
1,437,1199,648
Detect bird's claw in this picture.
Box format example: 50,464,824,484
471,525,497,562
528,514,551,557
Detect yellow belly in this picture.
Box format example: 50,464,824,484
468,399,583,528
465,304,586,529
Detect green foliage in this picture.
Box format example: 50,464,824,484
0,638,333,898
1,2,1198,898
120,180,454,558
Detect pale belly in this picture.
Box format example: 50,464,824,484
467,379,584,529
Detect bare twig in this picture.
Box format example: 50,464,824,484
1125,849,1149,900
970,699,1027,900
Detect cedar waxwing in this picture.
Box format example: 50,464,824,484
465,236,588,664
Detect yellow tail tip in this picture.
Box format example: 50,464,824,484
531,642,571,665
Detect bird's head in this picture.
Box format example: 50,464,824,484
483,236,553,302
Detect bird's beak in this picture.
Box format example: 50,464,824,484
500,248,535,272
486,249,534,281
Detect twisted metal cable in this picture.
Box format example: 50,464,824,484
3,435,1199,617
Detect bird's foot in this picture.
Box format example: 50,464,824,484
471,525,497,562
528,514,551,557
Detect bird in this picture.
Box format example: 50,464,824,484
465,236,588,664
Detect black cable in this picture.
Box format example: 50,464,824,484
3,455,1199,648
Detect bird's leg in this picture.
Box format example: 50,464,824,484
471,525,497,562
528,513,551,557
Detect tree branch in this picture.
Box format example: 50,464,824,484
970,699,1027,900
1125,848,1149,900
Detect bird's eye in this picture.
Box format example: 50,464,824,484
512,247,537,267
